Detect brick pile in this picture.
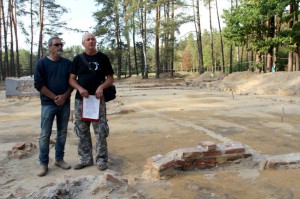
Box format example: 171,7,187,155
143,141,252,179
8,142,37,159
263,152,300,170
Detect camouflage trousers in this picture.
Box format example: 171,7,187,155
74,98,109,165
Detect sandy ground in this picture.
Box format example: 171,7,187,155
0,72,300,199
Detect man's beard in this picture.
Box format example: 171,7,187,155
56,50,63,56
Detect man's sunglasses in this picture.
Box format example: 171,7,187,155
51,43,64,47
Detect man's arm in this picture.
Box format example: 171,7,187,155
54,86,73,106
69,74,89,98
39,86,56,100
95,74,115,99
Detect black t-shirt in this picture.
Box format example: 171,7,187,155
70,52,114,99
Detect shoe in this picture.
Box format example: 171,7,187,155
98,163,108,171
74,163,93,170
55,160,71,170
37,165,48,177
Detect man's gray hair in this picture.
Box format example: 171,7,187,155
48,36,61,46
82,32,95,43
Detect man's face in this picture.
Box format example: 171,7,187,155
50,39,63,56
83,34,96,50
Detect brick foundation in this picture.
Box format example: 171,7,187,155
143,141,252,179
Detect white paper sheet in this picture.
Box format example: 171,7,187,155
82,95,100,121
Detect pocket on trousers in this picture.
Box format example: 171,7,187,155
74,122,80,137
104,122,110,137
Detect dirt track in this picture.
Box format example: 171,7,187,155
0,72,300,198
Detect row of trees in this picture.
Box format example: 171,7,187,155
93,0,300,79
0,0,300,81
223,0,300,73
0,0,82,81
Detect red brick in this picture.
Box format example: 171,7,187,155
217,142,245,154
204,157,216,163
105,173,125,185
216,156,227,164
195,157,216,164
174,160,185,170
225,148,245,154
203,150,222,157
158,168,177,180
264,161,289,169
226,154,243,162
217,162,232,167
198,141,217,151
12,143,25,150
243,153,252,158
184,160,195,165
183,162,196,171
152,156,174,171
195,159,205,164
196,163,216,169
274,161,289,168
178,147,203,160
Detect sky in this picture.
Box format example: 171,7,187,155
59,0,230,47
59,0,98,48
19,0,230,49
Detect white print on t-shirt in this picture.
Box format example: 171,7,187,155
88,62,99,71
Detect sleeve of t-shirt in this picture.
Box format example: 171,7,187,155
102,54,114,76
34,58,45,91
70,55,80,75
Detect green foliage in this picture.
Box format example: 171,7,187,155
63,45,84,60
19,49,33,76
223,0,296,56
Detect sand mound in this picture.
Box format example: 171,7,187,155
219,71,300,96
188,71,300,96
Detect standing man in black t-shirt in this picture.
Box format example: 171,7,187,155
69,32,114,171
34,36,73,177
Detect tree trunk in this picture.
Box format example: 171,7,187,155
295,48,299,71
1,0,9,78
132,10,138,76
155,1,160,78
245,40,249,71
195,0,204,74
249,50,254,71
37,0,44,59
236,47,240,71
0,0,3,81
12,0,20,77
215,0,225,73
114,1,122,79
170,0,175,77
266,16,275,72
208,1,215,73
256,52,262,72
287,1,295,71
9,0,15,76
139,2,148,78
229,45,233,73
30,0,34,76
163,2,169,73
229,0,233,74
293,1,299,71
124,3,131,77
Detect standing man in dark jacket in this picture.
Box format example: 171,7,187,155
34,36,72,177
69,32,114,171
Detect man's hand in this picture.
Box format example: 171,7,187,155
95,87,104,99
79,88,89,98
54,95,66,106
